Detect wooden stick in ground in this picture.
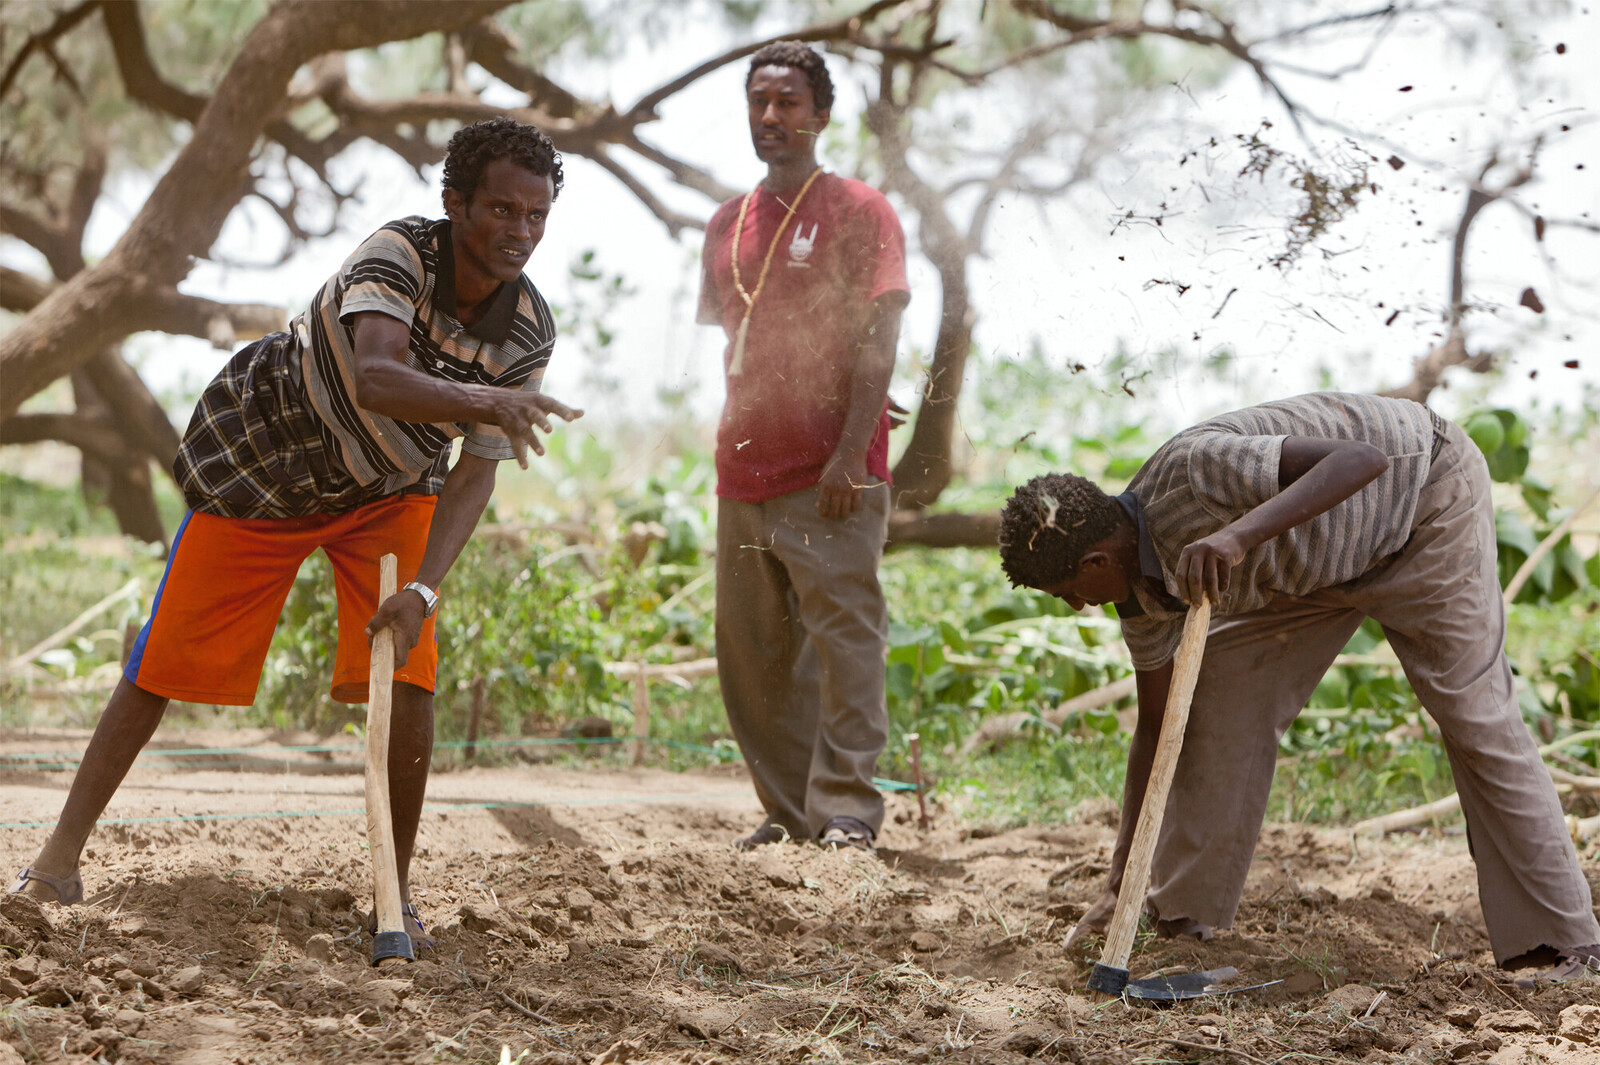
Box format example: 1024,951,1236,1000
907,732,931,831
1092,600,1211,992
365,553,411,967
1350,728,1600,838
631,660,650,765
465,676,485,763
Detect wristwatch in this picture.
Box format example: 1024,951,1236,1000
402,581,439,618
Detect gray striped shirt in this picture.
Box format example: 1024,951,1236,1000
1119,392,1436,668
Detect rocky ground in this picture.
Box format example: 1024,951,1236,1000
2,729,1598,1064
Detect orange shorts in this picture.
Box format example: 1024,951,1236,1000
124,495,439,705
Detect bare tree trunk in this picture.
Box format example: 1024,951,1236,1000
886,506,997,550
890,257,973,509
77,346,175,545
0,1,510,420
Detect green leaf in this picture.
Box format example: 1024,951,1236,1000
939,619,969,653
1494,509,1539,557
1519,475,1554,522
1485,443,1530,483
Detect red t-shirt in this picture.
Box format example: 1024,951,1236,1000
698,173,909,503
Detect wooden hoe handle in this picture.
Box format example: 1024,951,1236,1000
366,553,412,966
1092,599,1211,988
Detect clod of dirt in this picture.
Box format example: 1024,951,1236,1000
0,1041,23,1065
112,968,165,998
567,886,596,921
170,964,204,994
910,930,943,952
1446,1004,1483,1028
688,941,743,974
593,1037,644,1064
1558,1004,1600,1044
6,956,40,985
0,895,52,941
356,980,404,1013
305,933,337,961
1477,1009,1541,1033
1323,983,1379,1014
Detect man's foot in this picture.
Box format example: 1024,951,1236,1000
9,867,84,905
734,820,792,852
1504,943,1600,988
820,816,875,853
1155,916,1215,941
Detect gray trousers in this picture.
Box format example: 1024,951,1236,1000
1146,420,1600,963
716,483,890,839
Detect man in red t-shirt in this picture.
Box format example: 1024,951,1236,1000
697,41,910,853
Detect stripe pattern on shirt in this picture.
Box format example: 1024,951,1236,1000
173,216,557,519
1119,392,1436,669
301,216,556,491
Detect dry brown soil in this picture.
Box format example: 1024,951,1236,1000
2,729,1599,1064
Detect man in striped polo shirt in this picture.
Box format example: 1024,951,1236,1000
11,119,581,950
999,392,1599,979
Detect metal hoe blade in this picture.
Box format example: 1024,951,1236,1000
1088,963,1283,1002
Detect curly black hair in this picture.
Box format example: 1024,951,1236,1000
441,117,564,209
746,40,834,112
998,473,1124,590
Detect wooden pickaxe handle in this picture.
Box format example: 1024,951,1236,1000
366,553,411,966
1095,598,1212,978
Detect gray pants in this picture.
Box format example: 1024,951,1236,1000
1146,420,1600,963
716,483,890,839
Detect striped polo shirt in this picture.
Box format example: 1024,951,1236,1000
1118,392,1436,669
174,217,556,519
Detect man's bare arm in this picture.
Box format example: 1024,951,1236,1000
1175,436,1389,604
816,291,909,519
350,312,581,469
365,452,497,662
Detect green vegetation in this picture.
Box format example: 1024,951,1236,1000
4,370,1597,833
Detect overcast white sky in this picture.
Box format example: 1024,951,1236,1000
71,4,1600,453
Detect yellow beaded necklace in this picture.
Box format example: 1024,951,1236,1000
727,166,825,375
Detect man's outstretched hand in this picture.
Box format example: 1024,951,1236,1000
1063,888,1118,952
488,390,584,470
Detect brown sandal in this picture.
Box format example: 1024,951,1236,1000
9,867,84,905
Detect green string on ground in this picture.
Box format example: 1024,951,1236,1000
0,790,762,831
0,734,918,833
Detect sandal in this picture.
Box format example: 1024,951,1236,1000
9,867,84,905
819,816,876,854
734,820,792,852
364,903,433,951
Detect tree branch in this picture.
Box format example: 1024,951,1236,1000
2,0,512,420
619,135,741,204
583,148,703,238
0,412,127,467
1,265,284,346
0,0,100,102
458,20,584,119
625,0,905,119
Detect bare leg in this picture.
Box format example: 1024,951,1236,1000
21,678,168,898
389,681,434,902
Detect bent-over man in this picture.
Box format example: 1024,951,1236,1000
12,118,582,950
998,391,1599,980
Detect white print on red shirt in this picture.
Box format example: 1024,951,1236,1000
787,222,819,266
